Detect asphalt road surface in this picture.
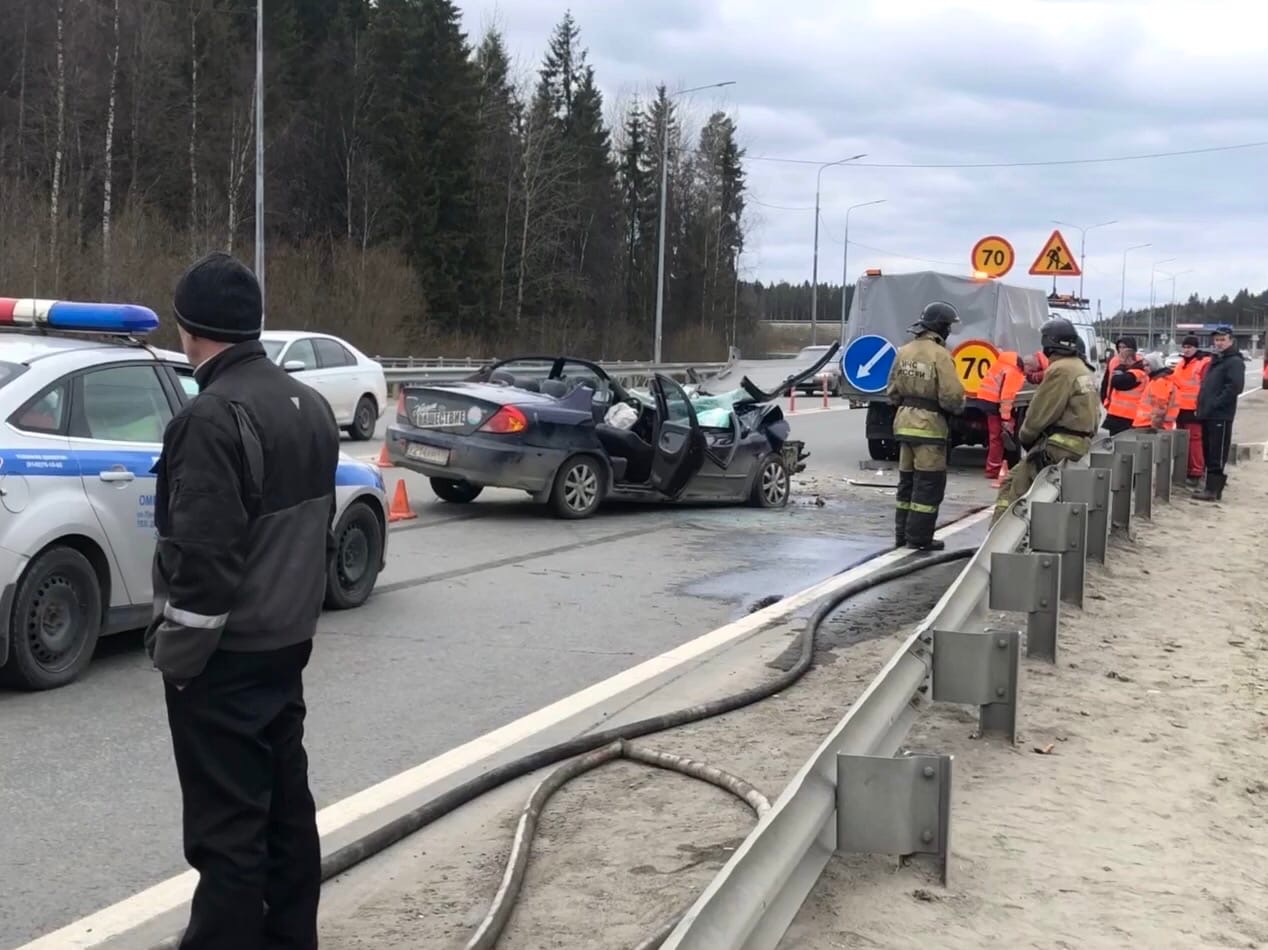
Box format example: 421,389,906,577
0,401,907,948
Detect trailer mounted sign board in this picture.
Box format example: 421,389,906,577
970,235,1015,278
1028,229,1081,276
841,334,896,394
951,338,1000,395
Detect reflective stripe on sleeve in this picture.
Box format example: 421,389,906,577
163,604,229,629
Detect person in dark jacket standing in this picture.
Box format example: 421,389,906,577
1192,325,1245,501
147,252,340,950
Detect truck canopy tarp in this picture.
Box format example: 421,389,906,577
846,271,1049,356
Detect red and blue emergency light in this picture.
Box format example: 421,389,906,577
0,297,159,335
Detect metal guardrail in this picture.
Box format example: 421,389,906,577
662,426,1190,950
374,358,731,388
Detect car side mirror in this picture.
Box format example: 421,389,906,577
283,360,306,373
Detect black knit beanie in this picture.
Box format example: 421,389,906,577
1181,335,1200,347
173,252,263,343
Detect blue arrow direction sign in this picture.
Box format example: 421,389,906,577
841,334,896,394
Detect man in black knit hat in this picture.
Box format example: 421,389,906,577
148,251,339,949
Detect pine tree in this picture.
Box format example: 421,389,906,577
473,28,520,327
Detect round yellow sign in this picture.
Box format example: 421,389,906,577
971,235,1015,278
951,339,1000,395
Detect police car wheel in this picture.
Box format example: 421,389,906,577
347,397,377,442
0,547,102,690
324,502,383,610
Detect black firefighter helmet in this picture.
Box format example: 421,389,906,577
1040,317,1081,358
912,300,960,339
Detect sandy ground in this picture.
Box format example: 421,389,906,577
318,401,1266,950
783,396,1268,950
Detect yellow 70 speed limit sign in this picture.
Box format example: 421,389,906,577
951,339,1000,395
970,235,1015,278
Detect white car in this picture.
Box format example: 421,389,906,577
260,331,388,441
0,299,388,691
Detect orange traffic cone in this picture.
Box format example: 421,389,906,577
376,443,394,468
388,478,416,522
990,458,1009,488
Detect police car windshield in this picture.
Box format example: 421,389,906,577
263,340,285,362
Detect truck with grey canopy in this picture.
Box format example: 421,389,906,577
839,270,1050,460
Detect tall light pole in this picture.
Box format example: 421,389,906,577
1052,218,1117,303
653,80,736,363
809,154,866,345
1158,268,1192,349
840,198,885,342
1117,242,1150,339
255,0,265,328
1148,257,1176,349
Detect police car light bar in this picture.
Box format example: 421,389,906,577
0,297,160,335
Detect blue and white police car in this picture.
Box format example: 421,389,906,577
0,297,388,691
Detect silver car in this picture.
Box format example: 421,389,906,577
0,299,388,690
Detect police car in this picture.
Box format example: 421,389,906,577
0,298,388,691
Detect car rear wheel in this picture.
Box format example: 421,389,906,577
324,501,384,610
347,396,377,441
749,453,790,508
0,547,102,691
430,477,483,504
549,455,604,519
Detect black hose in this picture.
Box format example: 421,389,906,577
151,543,976,950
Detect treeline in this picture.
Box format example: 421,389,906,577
742,280,855,323
0,1,749,359
1112,288,1268,329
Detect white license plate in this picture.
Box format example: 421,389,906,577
406,443,450,466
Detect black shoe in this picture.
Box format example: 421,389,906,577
907,539,946,551
895,537,907,548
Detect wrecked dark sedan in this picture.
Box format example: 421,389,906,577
384,348,838,519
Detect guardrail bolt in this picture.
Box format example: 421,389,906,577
996,638,1008,649
922,766,935,779
1040,598,1049,607
995,686,1007,698
921,829,935,844
1041,558,1053,568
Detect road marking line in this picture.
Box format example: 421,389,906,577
20,509,988,949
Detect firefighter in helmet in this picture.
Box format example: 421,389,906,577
886,301,966,550
991,317,1099,522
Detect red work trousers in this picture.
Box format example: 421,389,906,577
985,412,1007,477
1183,420,1205,477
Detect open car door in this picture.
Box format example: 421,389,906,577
649,374,706,498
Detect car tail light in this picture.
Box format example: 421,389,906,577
479,405,528,434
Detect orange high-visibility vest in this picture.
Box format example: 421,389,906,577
1172,354,1210,412
1101,354,1121,407
1133,375,1178,430
978,351,1026,418
1106,367,1147,420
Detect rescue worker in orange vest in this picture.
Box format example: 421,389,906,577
1131,353,1180,431
1171,335,1211,487
979,349,1046,479
1102,342,1147,435
1099,336,1137,409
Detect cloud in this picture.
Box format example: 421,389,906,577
462,0,1268,308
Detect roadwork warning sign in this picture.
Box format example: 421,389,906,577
1028,229,1081,276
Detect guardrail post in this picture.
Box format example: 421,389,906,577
1095,446,1135,538
989,552,1062,662
1171,427,1190,485
836,752,952,885
932,629,1020,744
1029,501,1088,606
1117,432,1155,521
1151,431,1173,502
1060,467,1110,563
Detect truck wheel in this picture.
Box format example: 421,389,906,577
868,438,899,462
0,547,102,690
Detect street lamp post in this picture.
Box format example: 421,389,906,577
255,0,265,328
1052,218,1117,303
1117,242,1150,339
1148,258,1176,349
839,199,885,342
808,154,866,345
653,80,736,363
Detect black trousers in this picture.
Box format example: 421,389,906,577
1201,419,1234,476
1103,414,1134,435
165,641,320,950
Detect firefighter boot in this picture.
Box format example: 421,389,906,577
895,469,914,547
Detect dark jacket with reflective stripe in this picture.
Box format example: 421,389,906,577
146,340,340,682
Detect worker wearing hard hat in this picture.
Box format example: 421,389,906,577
886,301,966,550
992,318,1099,522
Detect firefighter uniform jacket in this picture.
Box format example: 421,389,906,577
1017,353,1099,457
886,330,965,443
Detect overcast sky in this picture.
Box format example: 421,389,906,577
460,0,1267,315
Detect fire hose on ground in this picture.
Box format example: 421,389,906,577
152,541,979,950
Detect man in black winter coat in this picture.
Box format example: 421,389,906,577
148,252,340,950
1193,325,1245,501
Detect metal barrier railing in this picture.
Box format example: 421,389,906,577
661,426,1190,950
